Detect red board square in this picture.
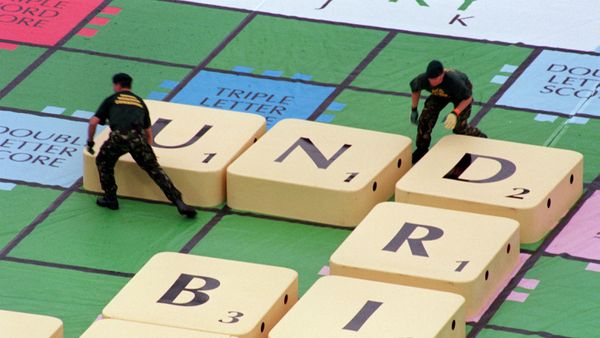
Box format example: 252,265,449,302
0,0,104,46
76,27,98,38
0,42,18,50
89,16,110,26
101,6,122,15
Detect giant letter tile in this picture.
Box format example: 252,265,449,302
83,101,266,207
269,276,465,338
330,202,519,320
396,135,582,243
103,252,297,338
81,319,234,338
0,310,63,338
227,119,412,226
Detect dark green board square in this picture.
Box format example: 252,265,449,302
0,260,128,338
0,45,45,90
10,192,215,273
0,51,189,115
0,185,60,250
352,33,532,102
189,214,350,295
65,0,246,65
209,15,387,84
489,256,600,337
326,89,480,150
476,108,567,146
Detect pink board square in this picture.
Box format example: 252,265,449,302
547,190,600,261
507,291,529,303
0,42,18,51
76,28,98,38
318,265,330,276
0,1,104,46
89,17,110,26
101,7,122,15
517,278,540,290
585,263,600,273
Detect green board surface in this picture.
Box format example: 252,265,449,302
0,2,597,337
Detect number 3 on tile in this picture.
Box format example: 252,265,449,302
219,311,244,324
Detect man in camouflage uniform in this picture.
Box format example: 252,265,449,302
86,73,196,218
409,60,487,164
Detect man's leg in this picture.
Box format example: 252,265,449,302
96,133,128,209
128,133,196,218
453,104,487,138
413,96,448,164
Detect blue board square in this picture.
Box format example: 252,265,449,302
0,111,87,188
327,102,346,111
500,64,518,73
262,70,284,77
0,182,16,191
291,73,313,81
147,91,168,100
72,110,94,119
172,71,335,128
233,66,254,73
160,80,179,90
42,106,66,115
491,75,509,84
498,50,600,116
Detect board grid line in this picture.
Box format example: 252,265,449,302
164,12,259,101
1,256,134,279
0,178,83,258
179,206,230,253
308,31,398,121
484,324,570,338
0,1,597,336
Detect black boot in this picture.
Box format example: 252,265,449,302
97,194,119,210
174,199,197,218
412,148,429,164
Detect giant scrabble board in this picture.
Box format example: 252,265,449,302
0,0,599,337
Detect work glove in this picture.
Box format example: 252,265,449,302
443,112,458,130
86,140,95,155
410,107,419,125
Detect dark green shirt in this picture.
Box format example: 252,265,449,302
94,91,151,131
410,70,472,104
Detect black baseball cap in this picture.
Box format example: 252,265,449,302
426,60,444,78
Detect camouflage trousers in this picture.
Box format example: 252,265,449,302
413,95,486,163
96,130,182,202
